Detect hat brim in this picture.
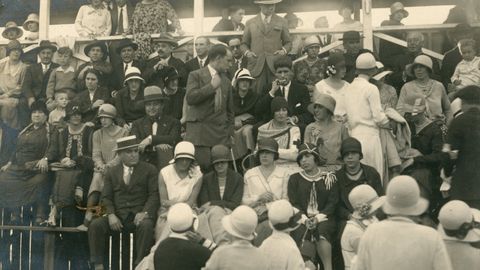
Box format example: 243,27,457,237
212,158,230,164
114,143,140,152
372,70,393,81
116,43,139,55
382,197,429,216
97,113,115,119
34,45,57,54
352,196,386,219
174,154,196,161
124,76,145,85
406,63,432,78
393,9,409,18
438,209,480,243
142,95,169,104
307,102,334,115
153,39,178,47
84,42,108,58
2,28,23,39
254,0,282,4
23,20,39,30
222,215,255,241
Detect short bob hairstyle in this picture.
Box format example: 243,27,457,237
255,149,279,161
296,149,325,167
83,68,102,82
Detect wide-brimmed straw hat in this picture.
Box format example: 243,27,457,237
383,175,429,216
268,200,302,232
438,200,480,243
222,205,258,240
372,61,393,81
2,21,23,39
349,185,385,219
23,13,39,30
308,93,336,115
232,68,255,87
124,66,145,85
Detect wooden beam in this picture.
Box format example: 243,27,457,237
39,0,51,40
293,41,343,64
374,32,444,60
362,0,374,51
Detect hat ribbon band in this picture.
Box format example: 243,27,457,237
443,219,480,240
273,211,302,231
170,217,197,234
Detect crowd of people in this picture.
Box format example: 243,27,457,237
0,0,480,270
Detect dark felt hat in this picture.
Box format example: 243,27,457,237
115,38,138,54
152,33,178,47
341,137,363,158
162,67,180,86
211,144,231,164
257,138,279,155
340,31,363,41
84,40,108,59
65,101,82,121
30,100,48,116
34,40,57,54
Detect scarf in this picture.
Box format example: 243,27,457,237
300,170,337,217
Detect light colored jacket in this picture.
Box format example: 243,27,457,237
259,230,306,270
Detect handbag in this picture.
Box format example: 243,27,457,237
299,228,316,259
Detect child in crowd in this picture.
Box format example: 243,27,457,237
22,13,39,41
48,90,69,130
46,47,76,111
2,21,23,40
450,39,480,98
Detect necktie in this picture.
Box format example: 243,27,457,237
281,86,285,97
125,167,132,185
199,59,204,68
152,122,158,136
124,62,129,72
117,8,124,34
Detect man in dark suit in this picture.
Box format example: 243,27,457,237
111,38,145,92
88,135,159,269
185,44,235,171
212,5,246,44
131,86,181,170
185,37,210,80
22,40,59,106
109,0,134,36
255,56,312,133
227,38,248,79
143,33,188,89
243,0,292,95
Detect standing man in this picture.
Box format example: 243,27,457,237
213,5,246,44
185,44,234,171
22,40,59,106
108,0,135,68
354,176,452,270
144,33,188,89
443,86,480,209
185,37,210,79
88,135,159,269
379,2,409,66
227,38,248,79
243,0,292,95
131,86,181,170
341,31,363,83
111,38,145,92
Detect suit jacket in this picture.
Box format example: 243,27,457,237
197,168,244,210
110,2,134,35
144,56,188,88
212,18,245,44
255,81,312,125
102,161,159,221
440,47,462,87
111,60,146,91
73,87,110,123
185,57,209,80
227,56,248,80
184,67,234,147
243,14,292,77
130,115,181,164
22,62,60,101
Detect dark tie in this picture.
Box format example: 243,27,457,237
281,86,285,97
117,8,124,34
124,63,129,72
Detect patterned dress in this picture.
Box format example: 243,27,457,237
130,0,182,60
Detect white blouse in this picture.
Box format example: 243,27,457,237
75,5,112,37
160,164,202,203
242,166,289,205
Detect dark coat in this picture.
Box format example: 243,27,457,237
102,161,160,220
163,88,186,121
335,164,384,220
22,62,60,101
144,56,188,88
46,126,94,170
212,18,245,44
227,56,248,80
114,86,145,126
130,115,181,164
440,47,462,87
184,67,234,147
185,56,209,80
444,107,480,201
75,61,113,93
73,87,111,123
154,238,211,270
111,60,146,91
255,81,312,125
109,2,134,35
197,168,244,210
0,121,18,167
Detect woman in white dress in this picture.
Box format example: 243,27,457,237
314,53,349,123
155,141,203,240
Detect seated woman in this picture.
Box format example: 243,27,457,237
0,40,28,129
0,101,51,225
288,143,339,270
74,0,111,38
155,141,203,241
75,41,113,94
80,104,128,229
341,185,384,270
74,68,110,124
231,69,258,162
304,93,349,171
46,100,92,270
197,144,244,244
243,138,289,246
257,97,301,173
115,67,146,128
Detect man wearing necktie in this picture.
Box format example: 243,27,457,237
185,37,210,80
108,0,135,71
131,86,181,170
243,0,292,95
88,135,159,269
111,38,146,91
227,38,248,79
185,44,235,172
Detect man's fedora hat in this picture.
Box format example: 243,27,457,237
114,135,140,152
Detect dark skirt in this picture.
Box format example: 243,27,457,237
291,218,336,244
0,169,50,208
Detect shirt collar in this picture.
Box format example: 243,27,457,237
122,164,132,173
57,66,75,73
284,81,291,90
261,13,272,23
207,64,217,77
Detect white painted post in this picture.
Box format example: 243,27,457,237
193,0,205,57
362,0,373,51
39,0,51,40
